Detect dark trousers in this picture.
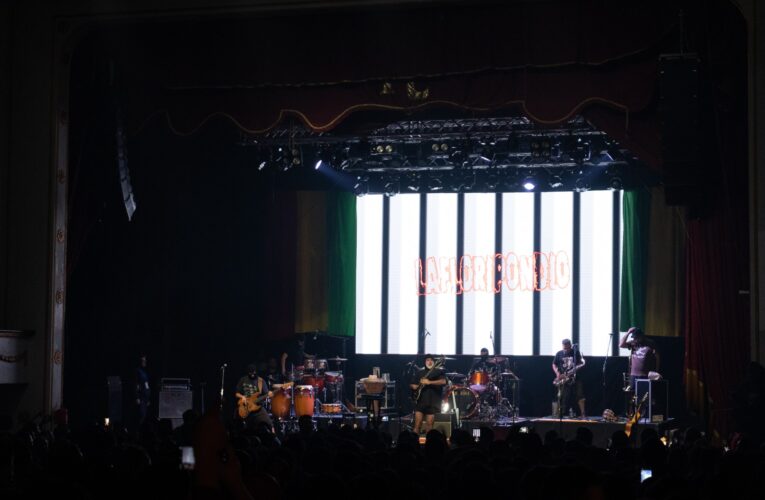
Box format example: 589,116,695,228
243,407,273,430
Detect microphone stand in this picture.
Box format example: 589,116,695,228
572,343,579,419
219,364,227,411
602,333,613,414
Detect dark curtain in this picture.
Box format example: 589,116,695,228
683,0,750,439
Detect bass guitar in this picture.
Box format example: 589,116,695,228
237,381,293,418
413,358,444,402
553,370,576,386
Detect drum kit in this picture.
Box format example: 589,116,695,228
442,356,520,421
269,356,349,419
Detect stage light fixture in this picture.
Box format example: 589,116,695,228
258,161,267,171
523,179,536,191
315,160,323,170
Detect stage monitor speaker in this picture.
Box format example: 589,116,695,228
159,389,193,420
635,379,669,422
106,376,122,424
432,413,457,438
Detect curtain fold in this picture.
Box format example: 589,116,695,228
619,189,651,332
327,192,357,337
294,192,329,333
644,187,685,337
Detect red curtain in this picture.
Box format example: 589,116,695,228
683,0,750,439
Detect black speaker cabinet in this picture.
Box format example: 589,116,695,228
159,389,193,421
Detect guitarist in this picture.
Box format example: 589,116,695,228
552,339,586,418
409,354,446,435
235,364,273,430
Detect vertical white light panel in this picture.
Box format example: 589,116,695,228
618,190,631,357
424,193,458,355
387,194,421,354
355,195,383,354
501,193,535,355
579,191,614,357
462,193,497,355
539,192,574,355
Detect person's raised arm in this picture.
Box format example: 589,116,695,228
280,352,288,375
619,332,631,349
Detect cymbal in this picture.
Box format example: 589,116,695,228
327,357,348,362
445,372,466,377
488,356,507,363
442,356,456,360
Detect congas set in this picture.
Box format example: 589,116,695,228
468,370,490,392
269,385,292,419
294,385,315,417
443,386,479,419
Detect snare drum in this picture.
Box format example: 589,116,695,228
444,385,479,419
320,403,342,414
270,386,292,419
294,385,315,417
469,370,490,392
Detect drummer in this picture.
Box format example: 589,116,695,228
264,356,283,386
280,334,315,379
470,348,497,374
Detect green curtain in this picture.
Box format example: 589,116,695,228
619,189,651,331
326,191,356,336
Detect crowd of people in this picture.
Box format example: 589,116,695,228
1,403,764,500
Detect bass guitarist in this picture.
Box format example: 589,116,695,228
409,354,446,435
552,339,586,418
235,363,274,430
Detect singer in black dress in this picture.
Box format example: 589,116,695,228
409,354,446,434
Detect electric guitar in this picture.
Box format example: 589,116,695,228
625,392,649,438
237,381,293,418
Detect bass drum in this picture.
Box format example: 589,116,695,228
443,385,479,419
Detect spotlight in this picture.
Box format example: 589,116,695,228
429,177,444,191
315,160,323,170
384,180,399,197
523,179,536,191
575,177,590,192
258,161,267,171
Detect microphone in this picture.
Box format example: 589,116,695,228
221,363,228,368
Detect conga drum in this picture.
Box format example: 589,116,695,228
269,385,292,419
294,385,315,417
